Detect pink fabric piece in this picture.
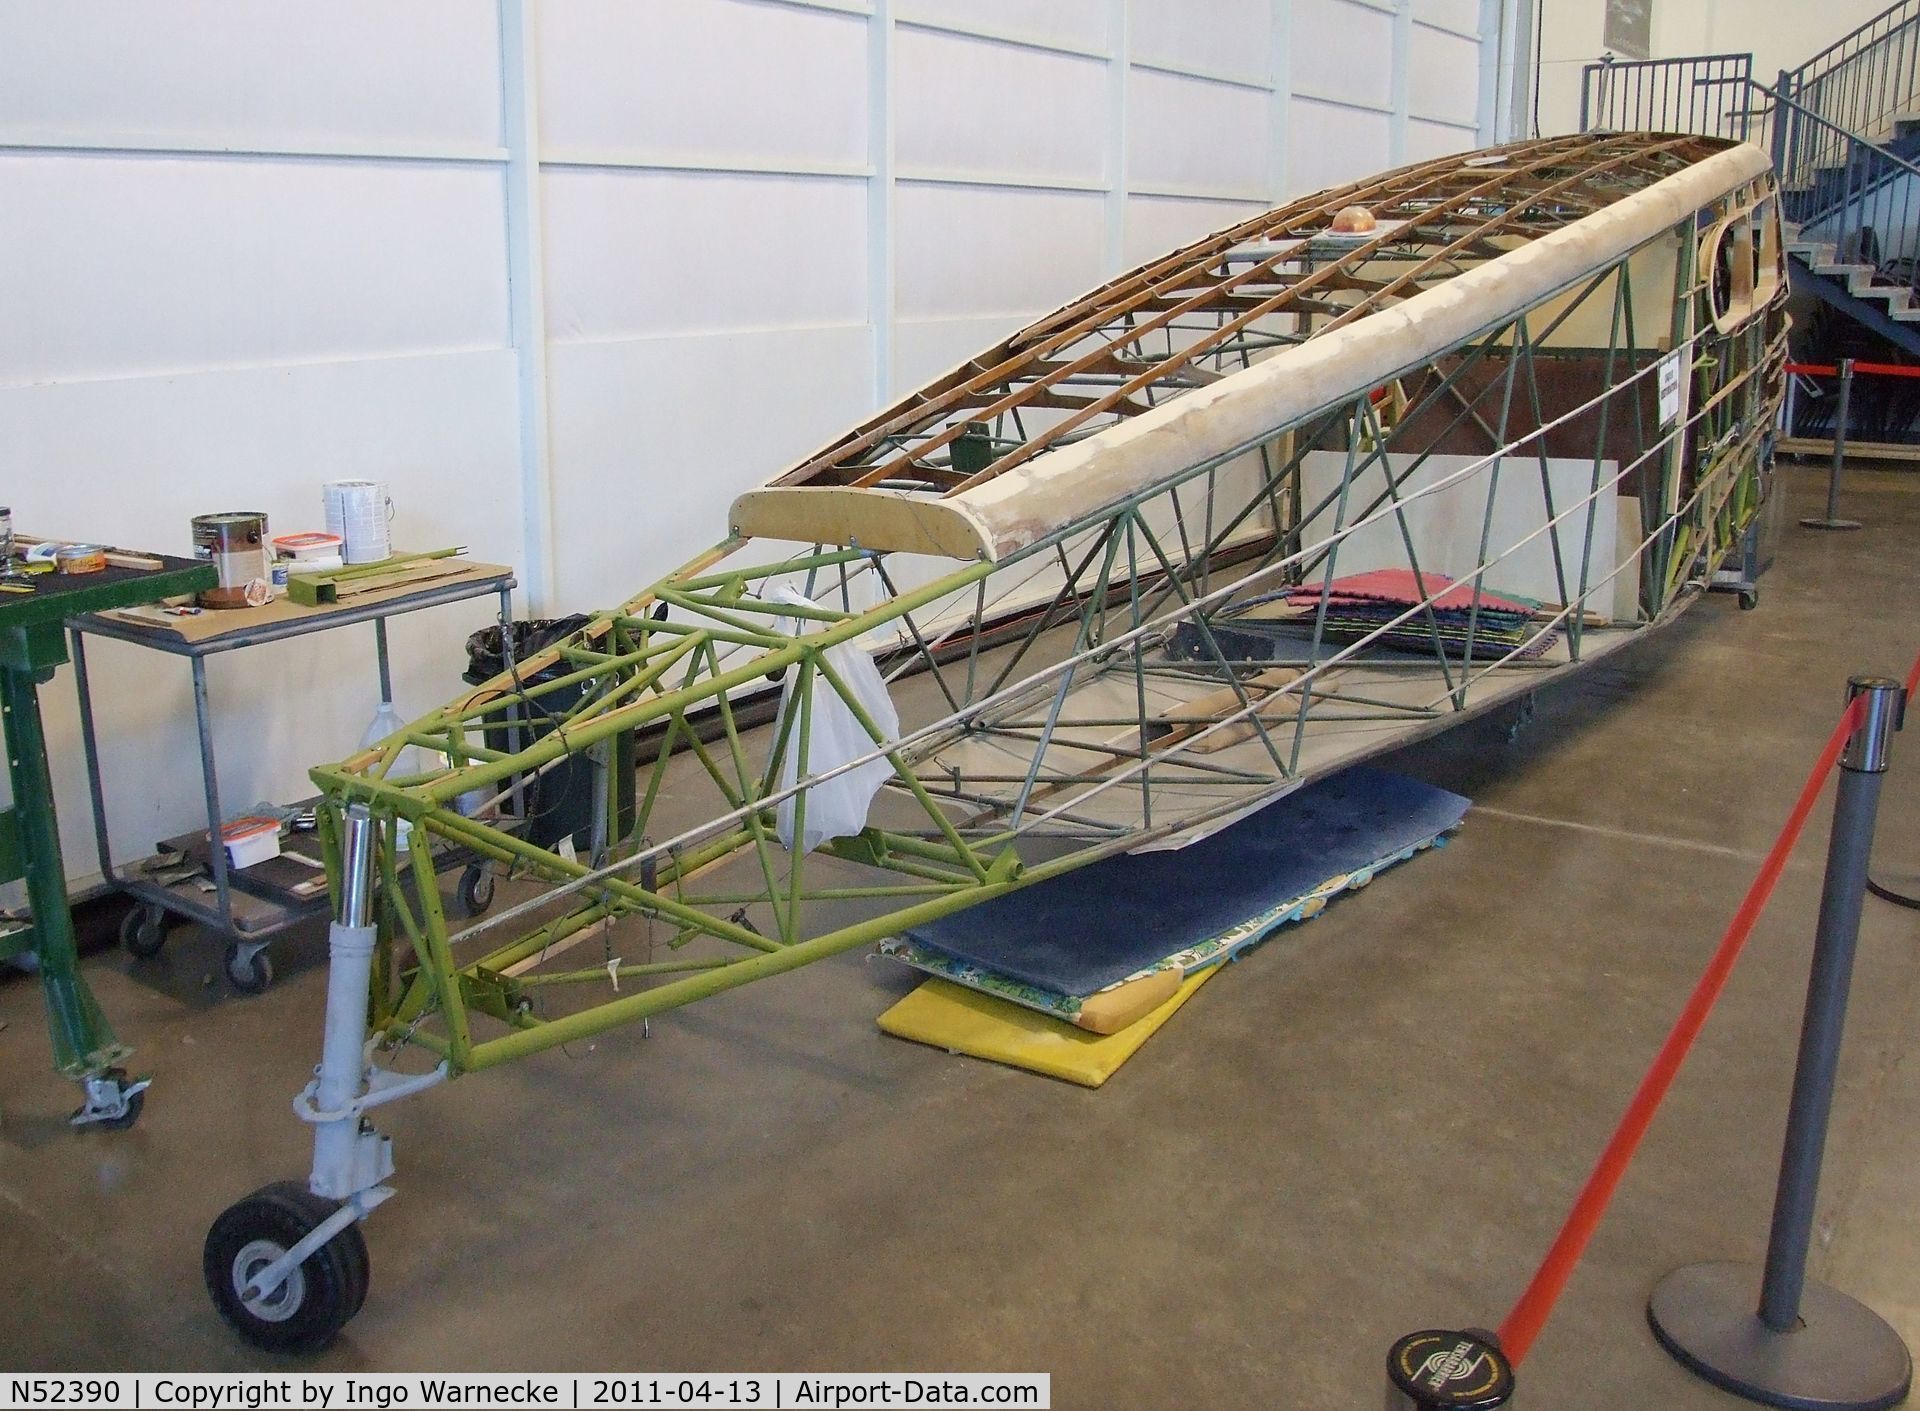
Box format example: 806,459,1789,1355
1283,567,1532,615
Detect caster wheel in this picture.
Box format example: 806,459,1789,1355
455,863,495,917
204,1181,370,1353
120,904,169,959
224,941,274,995
72,1067,145,1130
1739,588,1759,611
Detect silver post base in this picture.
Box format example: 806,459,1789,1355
1649,1261,1911,1410
1798,518,1863,531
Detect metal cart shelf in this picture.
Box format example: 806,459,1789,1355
68,563,516,994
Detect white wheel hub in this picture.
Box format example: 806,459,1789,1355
234,1238,305,1321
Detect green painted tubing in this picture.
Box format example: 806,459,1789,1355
652,586,775,638
408,824,475,1066
474,897,621,973
514,956,735,987
684,883,962,902
443,630,699,726
785,659,814,931
811,652,992,881
463,872,1028,1070
414,559,989,805
672,593,851,621
675,546,870,592
424,810,780,955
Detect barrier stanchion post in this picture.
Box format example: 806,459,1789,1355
1648,676,1910,1411
1801,358,1863,530
1385,1329,1514,1410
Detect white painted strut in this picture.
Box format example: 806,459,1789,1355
244,803,396,1306
309,803,384,1203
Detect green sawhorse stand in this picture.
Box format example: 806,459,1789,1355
0,548,212,1128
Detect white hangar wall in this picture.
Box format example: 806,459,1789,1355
0,0,1501,884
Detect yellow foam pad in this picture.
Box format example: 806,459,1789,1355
877,967,1217,1088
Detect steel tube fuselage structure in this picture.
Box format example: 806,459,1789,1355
321,130,1789,1079
205,131,1793,1351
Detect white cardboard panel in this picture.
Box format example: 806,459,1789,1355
1122,195,1264,269
1408,30,1482,126
1291,0,1395,109
1286,99,1392,197
0,349,522,881
1128,0,1272,83
902,0,1110,50
0,154,509,384
543,169,869,341
0,0,501,149
1299,450,1627,619
1127,70,1270,194
894,184,1107,320
546,325,874,610
895,29,1107,185
538,0,867,165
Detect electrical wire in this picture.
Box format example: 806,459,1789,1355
1531,0,1544,139
1867,876,1920,910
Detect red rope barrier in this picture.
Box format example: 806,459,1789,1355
1495,693,1868,1366
1784,360,1920,380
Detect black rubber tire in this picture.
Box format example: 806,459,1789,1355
204,1181,369,1353
120,905,168,960
224,941,274,995
455,864,495,917
1738,588,1759,611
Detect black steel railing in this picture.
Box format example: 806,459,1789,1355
1579,52,1755,140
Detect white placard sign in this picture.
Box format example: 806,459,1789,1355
1657,350,1684,426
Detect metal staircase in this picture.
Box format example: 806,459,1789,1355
1583,2,1920,359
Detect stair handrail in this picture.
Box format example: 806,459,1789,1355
1757,79,1920,310
1786,0,1920,87
1759,78,1920,188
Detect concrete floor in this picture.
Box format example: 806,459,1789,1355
3,466,1919,1407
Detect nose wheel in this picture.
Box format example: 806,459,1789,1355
204,1182,369,1353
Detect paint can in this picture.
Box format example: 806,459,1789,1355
193,512,273,609
322,481,392,565
272,530,343,561
54,543,109,574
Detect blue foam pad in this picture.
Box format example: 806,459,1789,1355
903,767,1469,996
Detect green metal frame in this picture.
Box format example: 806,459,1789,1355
308,143,1787,1087
0,556,214,1081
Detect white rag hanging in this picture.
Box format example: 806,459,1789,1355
768,586,901,853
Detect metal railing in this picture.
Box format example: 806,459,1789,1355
1788,0,1920,145
1767,82,1920,283
1582,45,1920,316
1578,52,1755,140
1579,2,1920,190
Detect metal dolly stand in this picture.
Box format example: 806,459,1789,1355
69,564,517,994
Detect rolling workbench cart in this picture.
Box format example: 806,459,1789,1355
68,563,517,995
1,545,214,1128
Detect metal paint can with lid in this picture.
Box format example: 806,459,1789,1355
192,512,273,609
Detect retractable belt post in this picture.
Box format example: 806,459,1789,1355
1648,676,1911,1411
1801,358,1863,531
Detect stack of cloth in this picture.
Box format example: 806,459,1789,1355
1247,567,1553,660
876,766,1470,1085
